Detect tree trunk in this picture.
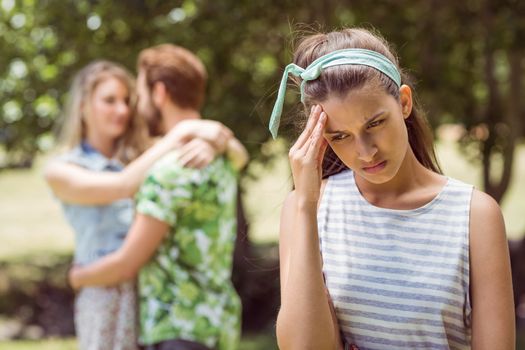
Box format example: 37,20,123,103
480,3,518,204
232,187,280,332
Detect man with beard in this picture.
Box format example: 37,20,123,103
69,44,243,350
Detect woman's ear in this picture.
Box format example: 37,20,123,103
399,84,413,119
151,81,167,108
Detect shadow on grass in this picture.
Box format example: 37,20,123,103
0,253,74,339
0,246,280,348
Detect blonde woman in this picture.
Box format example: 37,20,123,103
45,60,247,349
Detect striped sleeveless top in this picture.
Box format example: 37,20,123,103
317,170,473,350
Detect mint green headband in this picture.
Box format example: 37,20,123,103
268,48,401,139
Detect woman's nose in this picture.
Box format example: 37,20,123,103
356,136,377,163
116,101,129,116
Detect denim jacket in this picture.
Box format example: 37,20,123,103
57,142,134,265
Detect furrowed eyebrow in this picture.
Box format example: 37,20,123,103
324,110,386,134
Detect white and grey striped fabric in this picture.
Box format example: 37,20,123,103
318,170,473,350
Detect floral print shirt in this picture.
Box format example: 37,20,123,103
135,152,241,349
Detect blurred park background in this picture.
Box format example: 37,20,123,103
1,0,525,349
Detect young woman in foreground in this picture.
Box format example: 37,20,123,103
270,28,514,350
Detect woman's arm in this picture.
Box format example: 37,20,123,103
469,189,515,349
45,120,247,205
175,119,249,170
69,213,168,287
276,105,340,350
44,134,176,205
277,191,341,350
174,135,248,171
226,137,249,170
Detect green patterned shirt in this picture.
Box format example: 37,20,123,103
135,152,241,349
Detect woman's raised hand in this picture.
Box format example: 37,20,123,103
289,105,328,205
160,119,233,169
176,138,217,169
165,119,232,153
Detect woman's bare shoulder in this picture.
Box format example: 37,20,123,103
469,188,506,247
470,189,503,225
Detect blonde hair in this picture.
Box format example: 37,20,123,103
58,60,149,163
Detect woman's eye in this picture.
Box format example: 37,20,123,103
367,119,384,129
331,134,348,142
104,97,116,104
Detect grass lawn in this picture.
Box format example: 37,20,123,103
0,333,279,349
1,137,524,262
1,331,525,350
0,136,524,348
0,339,77,350
0,157,74,261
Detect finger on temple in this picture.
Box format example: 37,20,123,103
305,112,327,158
317,139,328,166
294,105,322,151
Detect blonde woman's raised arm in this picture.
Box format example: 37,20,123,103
45,119,247,205
44,132,179,205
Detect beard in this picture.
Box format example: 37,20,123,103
140,102,163,137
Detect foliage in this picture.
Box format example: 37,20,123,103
1,0,524,200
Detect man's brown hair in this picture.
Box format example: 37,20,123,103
138,44,207,110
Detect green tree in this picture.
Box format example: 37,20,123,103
1,0,523,199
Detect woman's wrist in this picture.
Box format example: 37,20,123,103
225,138,248,169
296,196,318,213
68,265,84,290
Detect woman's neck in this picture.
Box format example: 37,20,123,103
354,148,445,209
84,133,117,158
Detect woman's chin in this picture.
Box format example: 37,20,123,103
357,169,396,185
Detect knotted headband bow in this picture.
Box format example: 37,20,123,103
268,48,401,139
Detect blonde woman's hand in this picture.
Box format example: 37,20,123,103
289,105,328,206
167,119,232,153
176,138,217,169
191,120,233,153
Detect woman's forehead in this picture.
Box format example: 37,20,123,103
94,77,128,95
321,89,394,124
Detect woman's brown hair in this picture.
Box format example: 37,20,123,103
292,28,441,177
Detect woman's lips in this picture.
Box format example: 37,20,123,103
362,160,387,174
